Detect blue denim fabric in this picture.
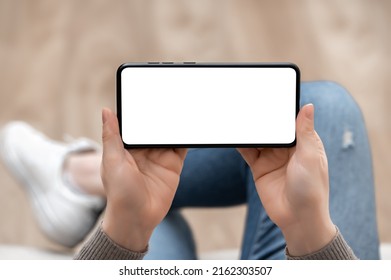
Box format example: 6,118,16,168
145,81,380,260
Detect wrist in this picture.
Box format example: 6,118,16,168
102,203,151,252
283,215,336,257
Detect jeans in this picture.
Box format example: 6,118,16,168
144,81,380,260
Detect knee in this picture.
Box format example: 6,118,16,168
300,81,364,121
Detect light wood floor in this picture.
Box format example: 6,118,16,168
0,0,390,255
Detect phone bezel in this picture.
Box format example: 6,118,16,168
117,62,300,148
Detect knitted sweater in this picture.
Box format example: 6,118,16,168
74,226,357,260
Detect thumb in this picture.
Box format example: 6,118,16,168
102,108,125,162
296,104,317,152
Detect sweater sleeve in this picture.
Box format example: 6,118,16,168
73,225,147,260
285,227,357,260
74,225,356,260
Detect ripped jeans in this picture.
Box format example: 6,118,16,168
145,81,380,260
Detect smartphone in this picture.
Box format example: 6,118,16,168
117,62,300,148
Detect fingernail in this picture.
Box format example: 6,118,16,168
102,108,109,124
305,104,314,120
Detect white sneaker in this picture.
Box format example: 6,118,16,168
0,122,105,248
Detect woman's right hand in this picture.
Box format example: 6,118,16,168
238,104,336,256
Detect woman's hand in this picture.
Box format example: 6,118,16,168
100,108,187,252
238,104,336,256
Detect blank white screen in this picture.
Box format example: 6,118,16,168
121,66,297,145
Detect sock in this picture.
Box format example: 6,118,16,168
62,169,88,196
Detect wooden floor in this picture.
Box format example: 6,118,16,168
0,0,390,255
